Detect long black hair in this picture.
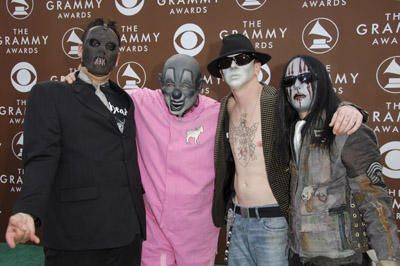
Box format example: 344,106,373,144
275,54,341,154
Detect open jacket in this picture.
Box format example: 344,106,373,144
289,120,400,263
212,82,291,227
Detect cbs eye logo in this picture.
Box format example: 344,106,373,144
173,24,205,57
258,64,271,85
115,0,145,16
6,0,34,20
10,62,37,93
380,141,400,179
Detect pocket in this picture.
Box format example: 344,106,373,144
60,186,98,202
261,216,288,231
299,212,348,255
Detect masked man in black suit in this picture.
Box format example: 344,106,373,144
5,18,145,266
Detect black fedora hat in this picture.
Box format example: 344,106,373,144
207,34,271,78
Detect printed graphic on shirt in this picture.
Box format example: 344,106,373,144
115,117,126,133
108,102,127,133
186,125,203,145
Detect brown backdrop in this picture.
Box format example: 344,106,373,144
0,0,399,264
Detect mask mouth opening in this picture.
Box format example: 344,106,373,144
170,100,184,111
94,57,106,66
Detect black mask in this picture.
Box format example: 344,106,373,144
82,26,119,76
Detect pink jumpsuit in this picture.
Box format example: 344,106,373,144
128,88,221,266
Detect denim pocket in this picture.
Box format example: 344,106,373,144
261,216,288,231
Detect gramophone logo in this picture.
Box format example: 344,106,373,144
62,28,83,59
174,24,205,57
6,0,34,20
380,141,400,179
12,131,23,160
117,61,146,89
115,0,145,16
11,62,37,93
236,0,267,11
258,64,271,85
302,18,339,54
376,56,400,94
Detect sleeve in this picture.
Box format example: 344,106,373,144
342,125,400,261
12,83,62,223
126,87,151,101
339,101,369,123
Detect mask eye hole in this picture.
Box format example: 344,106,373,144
106,43,116,51
89,39,100,47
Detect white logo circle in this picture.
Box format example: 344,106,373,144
174,24,205,57
380,141,400,179
62,28,83,59
11,62,37,93
376,56,400,94
6,0,34,20
302,18,339,54
117,61,147,89
12,131,24,160
236,0,267,11
115,0,145,16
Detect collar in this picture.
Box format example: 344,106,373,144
78,71,109,90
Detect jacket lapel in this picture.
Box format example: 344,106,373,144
261,84,277,173
261,83,290,221
71,79,117,127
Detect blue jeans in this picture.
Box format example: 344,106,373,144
226,202,289,266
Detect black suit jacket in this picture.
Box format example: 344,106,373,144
13,76,146,250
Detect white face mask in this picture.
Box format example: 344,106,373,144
222,54,255,90
284,58,315,114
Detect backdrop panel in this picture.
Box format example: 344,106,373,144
0,1,399,264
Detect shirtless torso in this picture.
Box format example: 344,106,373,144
227,81,277,207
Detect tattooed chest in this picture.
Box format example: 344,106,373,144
229,120,261,168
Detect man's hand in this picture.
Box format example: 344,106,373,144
61,72,77,84
5,212,40,248
329,106,362,135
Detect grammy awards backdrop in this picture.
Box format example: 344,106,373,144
0,0,399,264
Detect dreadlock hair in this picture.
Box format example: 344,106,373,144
275,54,341,156
81,18,121,47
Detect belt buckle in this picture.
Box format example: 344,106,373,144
240,207,250,218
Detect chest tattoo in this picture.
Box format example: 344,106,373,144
230,118,259,168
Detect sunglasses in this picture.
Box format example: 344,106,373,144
282,72,314,87
217,53,255,70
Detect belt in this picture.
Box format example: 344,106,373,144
235,206,283,218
